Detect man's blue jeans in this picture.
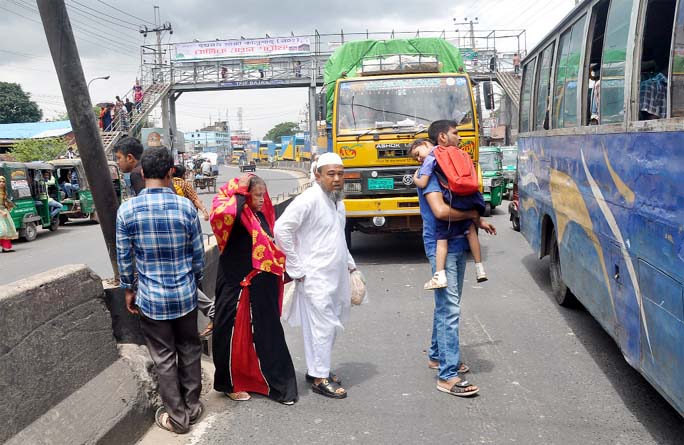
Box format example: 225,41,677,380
428,250,466,382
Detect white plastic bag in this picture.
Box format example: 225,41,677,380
350,270,368,305
281,282,295,319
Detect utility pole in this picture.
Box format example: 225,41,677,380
140,7,172,142
454,17,482,136
36,0,120,277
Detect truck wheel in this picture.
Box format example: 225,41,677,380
549,228,575,306
484,203,492,217
345,223,352,250
23,222,38,242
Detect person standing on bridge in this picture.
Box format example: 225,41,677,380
274,152,356,399
418,120,496,398
210,174,298,405
116,147,205,434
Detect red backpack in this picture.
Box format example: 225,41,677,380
433,145,479,196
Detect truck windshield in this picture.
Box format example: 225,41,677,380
336,76,474,133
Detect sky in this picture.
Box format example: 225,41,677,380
0,0,578,139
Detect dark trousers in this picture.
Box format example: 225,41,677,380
140,308,202,433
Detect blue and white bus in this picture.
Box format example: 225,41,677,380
518,0,684,416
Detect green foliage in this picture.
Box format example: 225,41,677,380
0,82,42,124
10,137,69,162
264,121,300,142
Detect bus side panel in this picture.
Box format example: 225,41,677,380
520,130,684,416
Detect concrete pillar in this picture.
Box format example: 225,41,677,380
308,86,318,153
168,94,177,159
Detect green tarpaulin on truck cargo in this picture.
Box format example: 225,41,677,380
323,38,465,121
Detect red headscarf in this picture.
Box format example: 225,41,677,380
210,176,285,277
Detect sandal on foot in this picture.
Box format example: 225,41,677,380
424,273,447,290
312,379,347,399
280,400,296,405
305,372,341,384
155,407,178,433
189,402,204,425
436,379,479,397
225,391,251,401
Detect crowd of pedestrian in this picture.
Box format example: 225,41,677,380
114,120,496,433
98,79,144,132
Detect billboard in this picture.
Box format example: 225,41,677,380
174,37,311,62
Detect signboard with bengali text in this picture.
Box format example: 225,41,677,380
174,37,311,61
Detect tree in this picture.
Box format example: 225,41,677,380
264,121,300,142
10,137,69,162
0,82,42,124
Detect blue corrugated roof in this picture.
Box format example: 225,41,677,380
0,120,72,139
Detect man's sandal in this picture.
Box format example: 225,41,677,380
305,372,342,384
225,391,251,401
312,379,347,399
436,379,479,397
155,407,185,433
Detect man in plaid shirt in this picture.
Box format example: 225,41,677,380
116,147,205,434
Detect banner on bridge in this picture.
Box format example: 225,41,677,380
174,37,311,61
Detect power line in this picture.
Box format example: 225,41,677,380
95,0,156,26
67,0,142,29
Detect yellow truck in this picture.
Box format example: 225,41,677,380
323,38,479,248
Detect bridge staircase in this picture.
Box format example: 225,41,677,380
99,82,171,157
495,70,521,109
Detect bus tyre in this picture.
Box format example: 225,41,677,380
511,216,520,232
23,222,37,242
484,203,492,217
549,229,574,306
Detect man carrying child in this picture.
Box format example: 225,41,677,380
410,119,496,398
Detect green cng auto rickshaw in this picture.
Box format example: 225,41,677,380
478,146,504,216
500,145,518,200
51,159,123,224
0,161,60,241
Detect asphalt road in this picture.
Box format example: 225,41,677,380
138,201,684,444
0,165,307,286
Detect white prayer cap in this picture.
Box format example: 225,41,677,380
316,152,343,168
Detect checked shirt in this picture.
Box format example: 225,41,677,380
116,187,205,320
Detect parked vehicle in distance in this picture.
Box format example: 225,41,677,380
0,161,61,241
501,145,518,199
51,159,122,224
478,146,504,216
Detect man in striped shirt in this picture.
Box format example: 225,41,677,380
116,147,205,434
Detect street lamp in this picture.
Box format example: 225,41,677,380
87,75,110,91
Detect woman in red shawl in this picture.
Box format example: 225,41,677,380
210,174,297,405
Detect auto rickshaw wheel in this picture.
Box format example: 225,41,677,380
23,222,38,242
484,203,492,217
549,228,575,307
511,216,520,231
49,216,59,231
59,214,69,225
90,212,99,224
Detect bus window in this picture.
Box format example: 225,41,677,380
535,43,555,130
600,0,632,124
553,15,587,128
519,57,537,132
669,0,684,117
638,0,676,120
584,0,610,124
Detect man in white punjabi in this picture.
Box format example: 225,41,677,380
274,152,356,399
